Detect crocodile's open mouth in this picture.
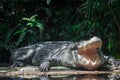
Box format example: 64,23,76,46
76,36,103,70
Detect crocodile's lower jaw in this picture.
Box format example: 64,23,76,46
76,49,102,70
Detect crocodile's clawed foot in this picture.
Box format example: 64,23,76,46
39,75,50,80
39,62,50,72
10,61,24,67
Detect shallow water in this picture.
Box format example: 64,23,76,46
0,74,120,80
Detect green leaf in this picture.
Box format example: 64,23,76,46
31,18,36,22
22,18,30,21
71,23,81,32
26,22,33,27
107,40,112,51
27,30,34,34
14,28,27,35
15,32,26,47
36,23,44,30
30,14,38,20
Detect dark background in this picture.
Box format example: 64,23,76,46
0,0,120,63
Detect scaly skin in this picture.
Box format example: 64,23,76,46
10,36,120,71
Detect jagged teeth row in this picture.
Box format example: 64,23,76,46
77,37,102,51
78,42,102,51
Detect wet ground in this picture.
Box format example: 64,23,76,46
0,66,120,80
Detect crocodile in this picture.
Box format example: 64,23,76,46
10,36,120,71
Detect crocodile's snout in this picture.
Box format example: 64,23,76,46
76,36,104,70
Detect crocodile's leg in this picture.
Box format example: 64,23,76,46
11,49,35,67
104,55,120,66
10,60,25,67
39,58,61,72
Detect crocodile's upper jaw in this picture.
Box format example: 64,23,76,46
76,36,104,70
77,36,102,50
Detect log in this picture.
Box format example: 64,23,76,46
0,70,120,77
0,66,120,78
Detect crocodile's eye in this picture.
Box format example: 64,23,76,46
70,46,77,50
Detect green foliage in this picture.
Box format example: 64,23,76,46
0,0,120,59
0,24,15,50
72,0,120,57
0,14,44,50
14,14,44,47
